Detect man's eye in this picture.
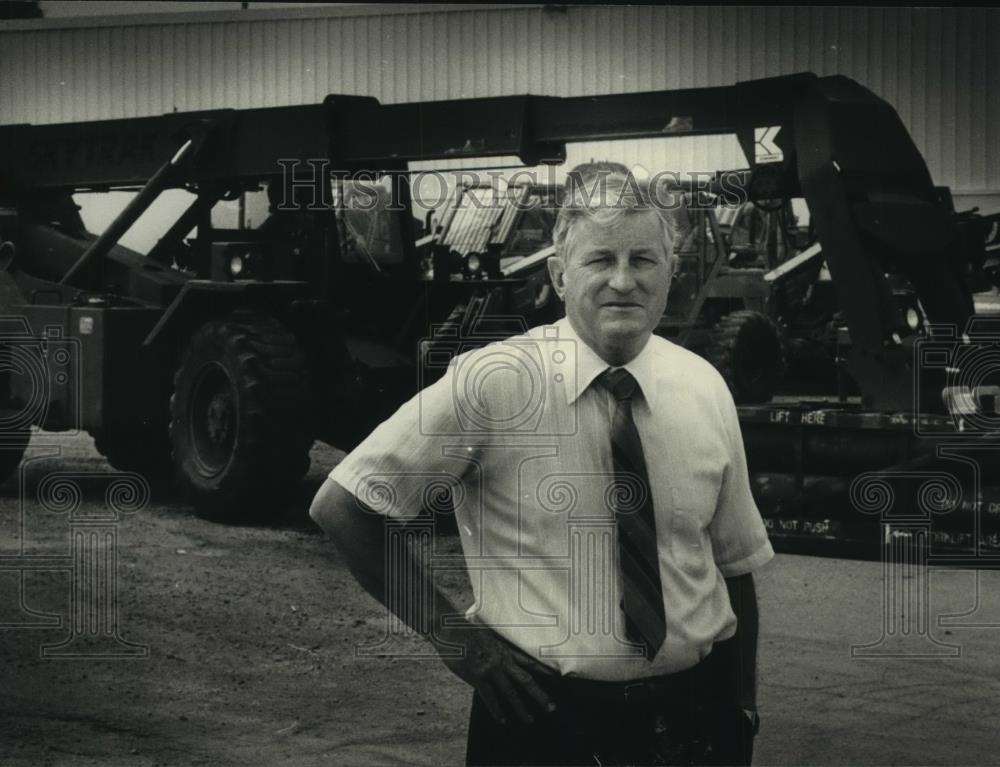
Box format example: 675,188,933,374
585,256,612,266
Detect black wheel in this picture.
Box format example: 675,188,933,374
0,426,29,487
1,337,35,486
170,316,313,518
707,310,785,404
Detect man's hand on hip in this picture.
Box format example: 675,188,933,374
436,620,557,726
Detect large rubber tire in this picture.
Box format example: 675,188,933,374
0,338,32,487
169,316,313,518
0,426,29,487
707,310,785,404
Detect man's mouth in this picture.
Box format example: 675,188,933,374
602,302,642,309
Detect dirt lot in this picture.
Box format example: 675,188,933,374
4,432,1000,766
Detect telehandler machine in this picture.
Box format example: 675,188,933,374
1,74,997,557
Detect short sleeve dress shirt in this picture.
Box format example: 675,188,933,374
329,317,774,681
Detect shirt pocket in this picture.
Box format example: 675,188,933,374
667,464,724,577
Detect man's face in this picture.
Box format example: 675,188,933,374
547,210,674,365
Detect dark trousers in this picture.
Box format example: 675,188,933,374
466,639,755,767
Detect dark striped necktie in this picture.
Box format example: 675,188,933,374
598,367,667,660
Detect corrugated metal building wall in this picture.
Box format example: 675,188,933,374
1,4,998,205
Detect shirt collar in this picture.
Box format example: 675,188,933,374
555,317,660,411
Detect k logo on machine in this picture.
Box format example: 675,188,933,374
754,126,783,164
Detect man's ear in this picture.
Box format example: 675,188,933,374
547,255,567,300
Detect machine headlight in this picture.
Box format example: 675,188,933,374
906,307,921,331
466,253,481,274
229,254,245,277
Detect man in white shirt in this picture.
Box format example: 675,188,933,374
310,169,773,765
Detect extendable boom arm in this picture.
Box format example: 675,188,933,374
0,74,818,191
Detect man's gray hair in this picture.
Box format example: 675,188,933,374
553,165,677,262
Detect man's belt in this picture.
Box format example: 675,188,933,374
538,637,738,708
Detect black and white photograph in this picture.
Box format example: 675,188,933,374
2,3,1000,765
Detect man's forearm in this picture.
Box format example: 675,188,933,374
310,479,458,648
725,573,759,710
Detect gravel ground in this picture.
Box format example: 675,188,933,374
3,432,1000,765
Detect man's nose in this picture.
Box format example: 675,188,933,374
608,261,638,292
